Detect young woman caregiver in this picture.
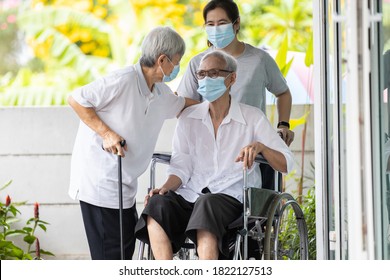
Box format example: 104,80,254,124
177,0,295,146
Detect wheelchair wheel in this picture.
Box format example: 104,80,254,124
263,193,309,260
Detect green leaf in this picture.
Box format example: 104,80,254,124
0,180,12,191
40,249,55,256
10,247,25,259
38,224,47,232
280,56,294,77
8,205,21,216
5,217,20,225
0,240,14,248
23,235,36,245
26,217,36,224
23,227,33,233
37,220,50,225
4,229,26,237
305,34,314,67
275,35,289,71
274,34,294,77
23,254,33,260
290,110,311,130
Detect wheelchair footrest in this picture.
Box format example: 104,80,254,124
181,243,195,249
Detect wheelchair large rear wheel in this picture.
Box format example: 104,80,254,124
263,193,309,260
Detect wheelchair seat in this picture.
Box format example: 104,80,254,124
137,152,309,260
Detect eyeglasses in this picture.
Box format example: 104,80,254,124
195,69,233,80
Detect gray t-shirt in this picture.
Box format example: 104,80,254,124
177,43,289,113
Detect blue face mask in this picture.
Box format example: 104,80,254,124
206,23,236,49
160,57,180,83
197,76,228,102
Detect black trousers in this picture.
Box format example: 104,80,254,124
80,200,138,260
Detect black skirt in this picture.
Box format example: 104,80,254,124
135,191,242,257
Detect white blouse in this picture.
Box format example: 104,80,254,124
169,98,294,203
69,62,185,209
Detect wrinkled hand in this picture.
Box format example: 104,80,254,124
144,187,169,207
102,130,127,157
277,127,294,146
235,142,263,169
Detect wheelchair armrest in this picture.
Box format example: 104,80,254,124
152,152,171,164
254,154,268,165
153,153,265,165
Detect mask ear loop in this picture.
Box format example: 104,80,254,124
225,72,234,91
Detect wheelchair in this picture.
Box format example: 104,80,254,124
137,152,309,260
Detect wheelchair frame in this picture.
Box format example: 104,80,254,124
137,152,309,260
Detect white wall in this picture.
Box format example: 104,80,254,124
0,105,313,259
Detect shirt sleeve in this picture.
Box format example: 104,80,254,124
176,56,202,101
167,117,193,185
254,111,294,174
70,75,119,110
263,52,290,96
159,84,186,119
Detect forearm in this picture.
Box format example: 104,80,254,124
161,174,183,192
257,143,287,173
276,90,292,123
184,97,200,109
68,95,111,137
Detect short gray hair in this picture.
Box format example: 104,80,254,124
200,50,237,72
140,26,185,67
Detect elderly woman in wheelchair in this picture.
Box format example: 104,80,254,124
134,50,299,260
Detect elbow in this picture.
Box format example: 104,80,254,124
67,95,74,107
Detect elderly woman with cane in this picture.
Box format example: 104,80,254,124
68,26,197,260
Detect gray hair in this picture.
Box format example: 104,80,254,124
139,26,185,67
200,50,237,72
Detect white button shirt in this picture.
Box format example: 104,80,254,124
69,62,185,209
169,98,294,203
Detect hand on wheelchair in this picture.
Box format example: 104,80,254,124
277,127,295,146
235,141,264,169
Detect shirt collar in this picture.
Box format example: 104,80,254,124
135,62,154,97
187,96,247,125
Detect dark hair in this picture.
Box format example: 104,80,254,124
203,0,240,47
203,0,240,24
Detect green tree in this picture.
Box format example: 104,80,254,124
241,0,312,51
0,0,313,106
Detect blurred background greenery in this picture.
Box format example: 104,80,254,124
0,0,312,106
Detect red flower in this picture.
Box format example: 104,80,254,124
34,202,39,219
35,238,41,259
5,195,11,207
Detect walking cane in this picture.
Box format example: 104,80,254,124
118,140,126,260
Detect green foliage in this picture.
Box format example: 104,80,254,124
0,180,54,260
305,34,314,67
241,0,312,51
0,7,21,75
274,35,294,77
0,0,313,106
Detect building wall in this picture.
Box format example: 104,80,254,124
0,105,313,259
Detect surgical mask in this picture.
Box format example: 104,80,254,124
205,23,236,49
197,76,228,102
160,57,180,83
